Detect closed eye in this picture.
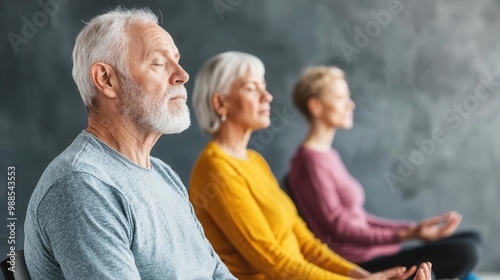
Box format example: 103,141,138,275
151,57,166,66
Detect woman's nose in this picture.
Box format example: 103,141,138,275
262,89,273,103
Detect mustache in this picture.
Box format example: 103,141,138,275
165,86,188,100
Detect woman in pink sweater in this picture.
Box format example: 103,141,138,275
287,66,481,280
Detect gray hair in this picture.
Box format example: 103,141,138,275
192,51,265,134
72,6,159,108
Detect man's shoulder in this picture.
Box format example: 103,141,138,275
38,132,110,185
29,133,121,209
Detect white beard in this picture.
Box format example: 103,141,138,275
119,75,191,134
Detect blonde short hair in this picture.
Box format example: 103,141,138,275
292,66,345,120
192,51,265,134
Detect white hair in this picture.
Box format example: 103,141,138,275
192,51,265,134
72,6,159,108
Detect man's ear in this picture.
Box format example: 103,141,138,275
307,97,323,118
90,62,119,99
210,93,228,116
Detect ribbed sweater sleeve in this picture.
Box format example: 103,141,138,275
298,150,404,245
366,213,414,229
192,155,354,280
293,217,357,275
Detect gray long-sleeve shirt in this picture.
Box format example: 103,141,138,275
24,131,236,280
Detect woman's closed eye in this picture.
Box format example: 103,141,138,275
245,82,266,92
151,57,166,66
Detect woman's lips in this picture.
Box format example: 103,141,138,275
259,109,271,115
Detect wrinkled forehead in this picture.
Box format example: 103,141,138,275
127,22,180,61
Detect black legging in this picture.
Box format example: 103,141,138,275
358,231,482,280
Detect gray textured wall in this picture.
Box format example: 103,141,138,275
1,0,499,272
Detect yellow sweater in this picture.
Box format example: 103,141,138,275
189,142,357,280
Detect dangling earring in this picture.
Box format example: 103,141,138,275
221,114,227,122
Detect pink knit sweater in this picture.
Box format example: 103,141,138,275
288,146,413,263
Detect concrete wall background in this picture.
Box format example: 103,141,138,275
1,0,499,271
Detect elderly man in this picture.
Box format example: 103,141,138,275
24,7,235,280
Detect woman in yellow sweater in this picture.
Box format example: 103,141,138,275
189,51,430,280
